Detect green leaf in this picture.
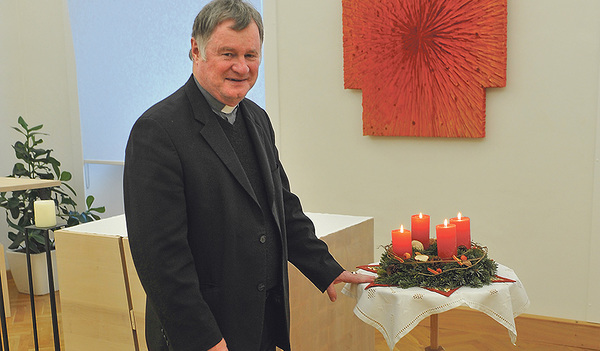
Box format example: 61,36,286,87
11,126,26,137
6,218,24,233
52,187,69,197
30,132,48,137
29,124,44,132
27,243,42,254
9,206,20,219
61,182,77,197
30,232,46,245
31,148,49,158
8,241,22,250
89,206,106,214
17,116,28,130
60,171,72,182
51,165,61,179
66,217,79,227
60,197,77,207
77,212,87,222
8,232,18,242
80,212,92,223
12,163,29,177
6,196,20,210
47,156,60,167
38,173,54,180
30,137,42,148
13,141,28,160
86,195,95,208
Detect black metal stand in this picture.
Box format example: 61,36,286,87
0,260,8,351
25,224,65,351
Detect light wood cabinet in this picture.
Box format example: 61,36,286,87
55,213,374,350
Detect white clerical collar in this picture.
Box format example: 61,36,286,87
221,105,236,114
193,76,239,124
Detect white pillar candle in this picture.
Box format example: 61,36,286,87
34,200,56,227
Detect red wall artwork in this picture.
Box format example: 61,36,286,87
343,0,507,137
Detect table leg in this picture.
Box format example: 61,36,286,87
44,230,60,350
0,272,8,350
25,229,40,351
424,314,445,351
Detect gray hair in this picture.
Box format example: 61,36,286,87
189,0,264,61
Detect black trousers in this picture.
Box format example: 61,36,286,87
259,288,287,351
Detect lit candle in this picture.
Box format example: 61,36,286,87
392,225,412,257
436,219,456,258
34,200,56,228
411,213,430,249
449,212,471,249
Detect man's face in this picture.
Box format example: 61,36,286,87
192,19,261,106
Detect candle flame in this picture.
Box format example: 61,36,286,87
458,212,462,220
400,224,404,233
444,219,448,227
419,212,423,219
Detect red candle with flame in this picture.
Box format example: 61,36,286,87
449,212,471,249
436,219,457,258
411,213,430,249
392,225,412,257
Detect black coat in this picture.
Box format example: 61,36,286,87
123,76,344,351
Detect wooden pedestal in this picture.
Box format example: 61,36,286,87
55,213,374,350
288,213,374,351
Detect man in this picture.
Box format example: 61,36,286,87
123,1,373,350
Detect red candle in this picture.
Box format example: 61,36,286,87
436,219,457,258
392,225,412,257
411,213,430,249
449,212,471,249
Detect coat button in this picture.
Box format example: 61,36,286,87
259,235,267,244
257,283,266,292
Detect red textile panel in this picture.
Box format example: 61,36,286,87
343,0,507,137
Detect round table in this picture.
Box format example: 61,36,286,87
342,264,530,350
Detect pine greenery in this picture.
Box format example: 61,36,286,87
375,241,498,290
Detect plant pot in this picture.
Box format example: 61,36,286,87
6,249,59,295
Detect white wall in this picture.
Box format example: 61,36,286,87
266,0,600,323
0,0,84,251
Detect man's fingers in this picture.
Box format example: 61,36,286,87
326,284,338,302
327,271,375,302
347,272,375,284
334,271,375,285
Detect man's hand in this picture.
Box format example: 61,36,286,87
208,338,228,351
326,270,375,302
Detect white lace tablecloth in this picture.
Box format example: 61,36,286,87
342,264,530,350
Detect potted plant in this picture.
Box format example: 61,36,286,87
0,117,105,294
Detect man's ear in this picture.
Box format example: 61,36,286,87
190,37,201,61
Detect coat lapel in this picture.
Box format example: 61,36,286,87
184,77,258,204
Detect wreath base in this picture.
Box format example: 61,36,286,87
375,240,498,290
